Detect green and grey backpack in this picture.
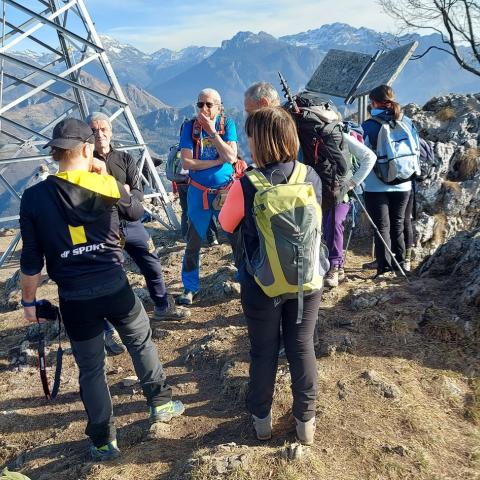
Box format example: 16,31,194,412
245,162,329,323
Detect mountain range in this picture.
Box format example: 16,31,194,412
9,22,479,157
98,22,477,108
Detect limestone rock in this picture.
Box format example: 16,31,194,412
361,370,401,399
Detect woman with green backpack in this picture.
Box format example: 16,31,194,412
219,107,325,445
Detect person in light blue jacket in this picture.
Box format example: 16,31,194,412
362,85,419,276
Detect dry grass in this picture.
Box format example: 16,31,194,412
188,445,327,480
442,179,462,194
457,148,480,181
436,107,456,121
432,212,447,246
465,378,480,425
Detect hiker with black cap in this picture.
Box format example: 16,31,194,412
19,118,185,461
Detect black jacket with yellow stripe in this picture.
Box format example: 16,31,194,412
20,171,143,296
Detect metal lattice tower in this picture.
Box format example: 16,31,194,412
0,0,179,267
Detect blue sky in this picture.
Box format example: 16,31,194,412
85,0,400,52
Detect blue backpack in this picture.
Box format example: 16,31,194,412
370,115,421,185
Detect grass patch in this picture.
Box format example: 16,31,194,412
432,213,447,246
436,107,456,121
465,378,480,425
442,179,462,194
457,148,480,181
188,446,326,480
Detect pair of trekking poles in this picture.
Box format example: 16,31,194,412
343,190,409,281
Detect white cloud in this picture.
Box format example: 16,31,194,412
96,0,401,52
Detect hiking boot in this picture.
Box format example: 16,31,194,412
152,296,191,321
104,328,126,356
90,440,121,461
362,260,377,270
252,411,272,440
404,249,412,272
324,265,339,288
403,259,411,272
295,417,316,445
176,290,198,306
149,400,185,423
338,267,345,282
207,238,219,247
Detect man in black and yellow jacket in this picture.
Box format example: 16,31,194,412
19,118,185,461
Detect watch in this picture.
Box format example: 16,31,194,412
208,132,218,139
21,299,36,307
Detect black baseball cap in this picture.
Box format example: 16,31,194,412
44,118,95,149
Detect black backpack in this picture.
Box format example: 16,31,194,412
416,137,436,182
286,92,352,210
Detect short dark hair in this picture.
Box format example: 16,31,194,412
50,143,85,162
245,107,299,167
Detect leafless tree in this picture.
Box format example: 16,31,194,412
379,0,480,77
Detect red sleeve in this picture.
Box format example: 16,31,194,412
219,179,244,233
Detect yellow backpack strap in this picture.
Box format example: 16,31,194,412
288,162,308,184
245,169,272,191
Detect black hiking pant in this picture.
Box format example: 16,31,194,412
364,190,411,274
240,271,322,422
60,280,171,447
404,190,414,250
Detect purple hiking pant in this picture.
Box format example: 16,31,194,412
322,202,351,267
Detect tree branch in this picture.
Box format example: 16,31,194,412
410,44,457,59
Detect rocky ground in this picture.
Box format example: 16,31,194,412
0,217,479,480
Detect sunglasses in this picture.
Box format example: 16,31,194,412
196,101,219,109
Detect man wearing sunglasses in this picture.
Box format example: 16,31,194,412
178,88,238,305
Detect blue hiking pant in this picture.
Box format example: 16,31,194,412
177,182,218,242
181,188,219,292
123,220,168,309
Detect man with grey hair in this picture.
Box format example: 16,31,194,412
87,112,189,355
177,88,238,305
244,82,281,114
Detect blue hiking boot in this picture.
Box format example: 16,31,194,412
149,400,185,423
89,439,121,461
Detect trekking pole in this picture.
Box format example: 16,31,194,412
351,191,409,282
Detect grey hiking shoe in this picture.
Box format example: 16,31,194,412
338,267,345,282
105,328,126,356
149,400,185,423
252,411,272,440
176,290,198,306
152,296,191,321
90,440,121,461
324,265,339,288
295,417,316,445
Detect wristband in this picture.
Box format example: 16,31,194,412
21,299,36,308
